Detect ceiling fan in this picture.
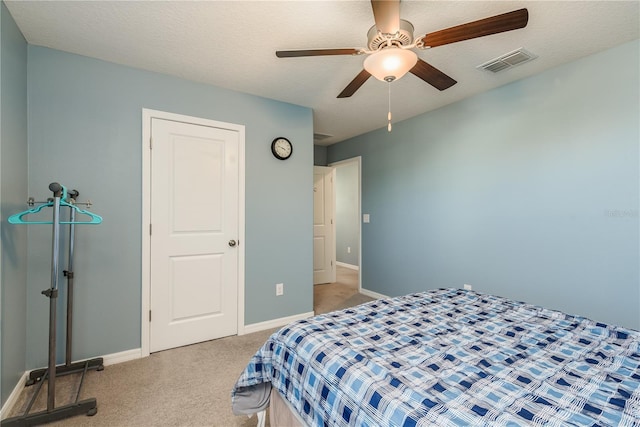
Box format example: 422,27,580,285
276,1,529,98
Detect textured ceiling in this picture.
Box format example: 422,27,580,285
5,1,639,145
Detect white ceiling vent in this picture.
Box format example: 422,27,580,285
477,48,537,73
313,132,333,141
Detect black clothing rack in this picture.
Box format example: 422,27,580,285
2,183,103,426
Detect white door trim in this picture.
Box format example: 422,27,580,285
328,156,362,293
141,108,245,357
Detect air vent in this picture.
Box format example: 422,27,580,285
313,132,333,141
477,48,537,73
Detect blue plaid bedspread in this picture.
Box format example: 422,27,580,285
232,289,640,426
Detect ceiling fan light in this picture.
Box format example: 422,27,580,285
364,48,418,82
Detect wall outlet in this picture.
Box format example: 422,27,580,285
464,284,472,291
276,283,284,296
363,214,370,223
347,246,351,253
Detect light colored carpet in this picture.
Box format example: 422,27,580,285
6,266,372,426
8,328,276,427
313,266,368,315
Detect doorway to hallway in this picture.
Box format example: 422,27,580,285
313,156,362,313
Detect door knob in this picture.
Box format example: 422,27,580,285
228,240,237,247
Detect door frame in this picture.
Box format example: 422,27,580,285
141,108,245,357
328,156,362,293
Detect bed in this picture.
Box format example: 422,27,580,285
232,288,640,426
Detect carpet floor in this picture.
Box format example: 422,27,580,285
5,266,372,426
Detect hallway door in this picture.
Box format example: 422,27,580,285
313,166,335,284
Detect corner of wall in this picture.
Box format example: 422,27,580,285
0,0,29,407
313,144,328,166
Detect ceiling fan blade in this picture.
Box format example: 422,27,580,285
420,8,529,48
371,0,401,34
410,59,457,91
276,48,361,58
337,70,372,98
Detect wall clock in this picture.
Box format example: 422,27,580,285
271,137,292,160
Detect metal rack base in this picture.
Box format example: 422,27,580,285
1,398,97,427
26,357,104,386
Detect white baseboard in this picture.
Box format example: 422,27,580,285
102,348,142,366
336,261,359,271
360,288,388,300
242,311,315,335
0,371,28,420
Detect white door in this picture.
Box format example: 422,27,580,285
150,118,239,352
313,166,336,284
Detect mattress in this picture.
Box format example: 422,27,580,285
232,288,640,426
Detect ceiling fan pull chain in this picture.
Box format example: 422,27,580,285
387,82,392,132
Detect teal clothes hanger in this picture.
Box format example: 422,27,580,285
8,201,102,225
8,187,103,225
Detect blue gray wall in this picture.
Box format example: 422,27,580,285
314,145,328,166
0,2,28,407
24,46,313,368
328,40,639,330
335,162,359,267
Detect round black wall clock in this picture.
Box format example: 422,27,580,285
271,137,293,160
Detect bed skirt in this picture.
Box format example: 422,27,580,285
270,388,304,427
